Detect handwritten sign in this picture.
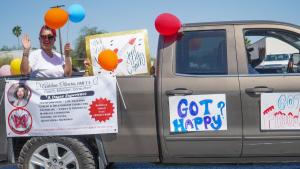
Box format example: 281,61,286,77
169,94,227,133
261,93,300,130
5,75,118,137
86,29,151,76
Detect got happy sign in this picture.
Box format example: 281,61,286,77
169,94,227,133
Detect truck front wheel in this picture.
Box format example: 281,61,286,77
17,137,96,169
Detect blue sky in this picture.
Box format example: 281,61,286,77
1,0,300,57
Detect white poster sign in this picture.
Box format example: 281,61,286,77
169,94,227,133
261,93,300,130
5,75,118,137
86,29,151,76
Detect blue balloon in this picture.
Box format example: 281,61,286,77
68,4,85,23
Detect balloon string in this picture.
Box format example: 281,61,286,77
66,20,69,42
116,79,127,110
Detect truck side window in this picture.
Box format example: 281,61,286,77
176,30,227,75
244,29,300,74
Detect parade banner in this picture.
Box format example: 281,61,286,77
261,93,300,130
85,29,151,76
5,75,118,137
169,94,227,133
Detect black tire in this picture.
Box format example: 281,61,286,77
17,136,96,169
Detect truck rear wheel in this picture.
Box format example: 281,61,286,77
17,136,96,169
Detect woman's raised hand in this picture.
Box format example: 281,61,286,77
22,34,31,50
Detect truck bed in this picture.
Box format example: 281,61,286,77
100,76,159,162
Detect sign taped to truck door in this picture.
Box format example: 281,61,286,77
5,75,118,137
261,93,300,130
169,94,227,133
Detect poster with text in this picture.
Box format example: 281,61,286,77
169,94,227,133
261,93,300,130
85,29,151,76
5,75,118,137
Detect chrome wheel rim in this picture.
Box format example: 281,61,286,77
29,142,79,169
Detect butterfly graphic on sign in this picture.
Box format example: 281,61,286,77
13,114,29,128
8,108,32,135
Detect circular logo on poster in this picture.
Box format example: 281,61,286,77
8,108,32,135
7,83,32,108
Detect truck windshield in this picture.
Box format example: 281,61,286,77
264,54,289,61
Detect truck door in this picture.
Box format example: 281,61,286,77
235,23,300,156
158,25,242,161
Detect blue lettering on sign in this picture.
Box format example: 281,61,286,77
217,101,225,116
173,119,187,132
278,94,300,110
210,115,222,130
193,117,203,130
177,99,188,118
185,119,194,130
200,99,213,115
204,116,211,129
173,98,225,132
189,101,198,116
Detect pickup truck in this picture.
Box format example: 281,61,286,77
1,20,300,169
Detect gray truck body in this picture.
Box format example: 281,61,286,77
1,20,300,167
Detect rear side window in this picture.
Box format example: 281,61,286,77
244,29,300,74
176,30,227,75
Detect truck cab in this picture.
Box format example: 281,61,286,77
155,20,300,163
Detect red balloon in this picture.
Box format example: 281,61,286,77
155,13,181,36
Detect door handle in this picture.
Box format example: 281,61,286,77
245,86,273,95
166,88,193,96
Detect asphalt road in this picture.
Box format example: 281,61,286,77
1,163,300,169
112,163,300,169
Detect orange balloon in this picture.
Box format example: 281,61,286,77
44,8,69,29
98,49,118,71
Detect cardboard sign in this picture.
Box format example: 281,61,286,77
261,93,300,130
86,29,151,76
169,94,227,133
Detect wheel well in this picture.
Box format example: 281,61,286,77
13,136,99,165
77,136,100,167
13,137,30,160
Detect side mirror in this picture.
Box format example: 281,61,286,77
291,53,300,64
247,47,254,52
291,53,300,57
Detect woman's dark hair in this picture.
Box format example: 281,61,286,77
13,85,29,99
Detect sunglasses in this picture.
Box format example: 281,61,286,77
40,35,55,41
